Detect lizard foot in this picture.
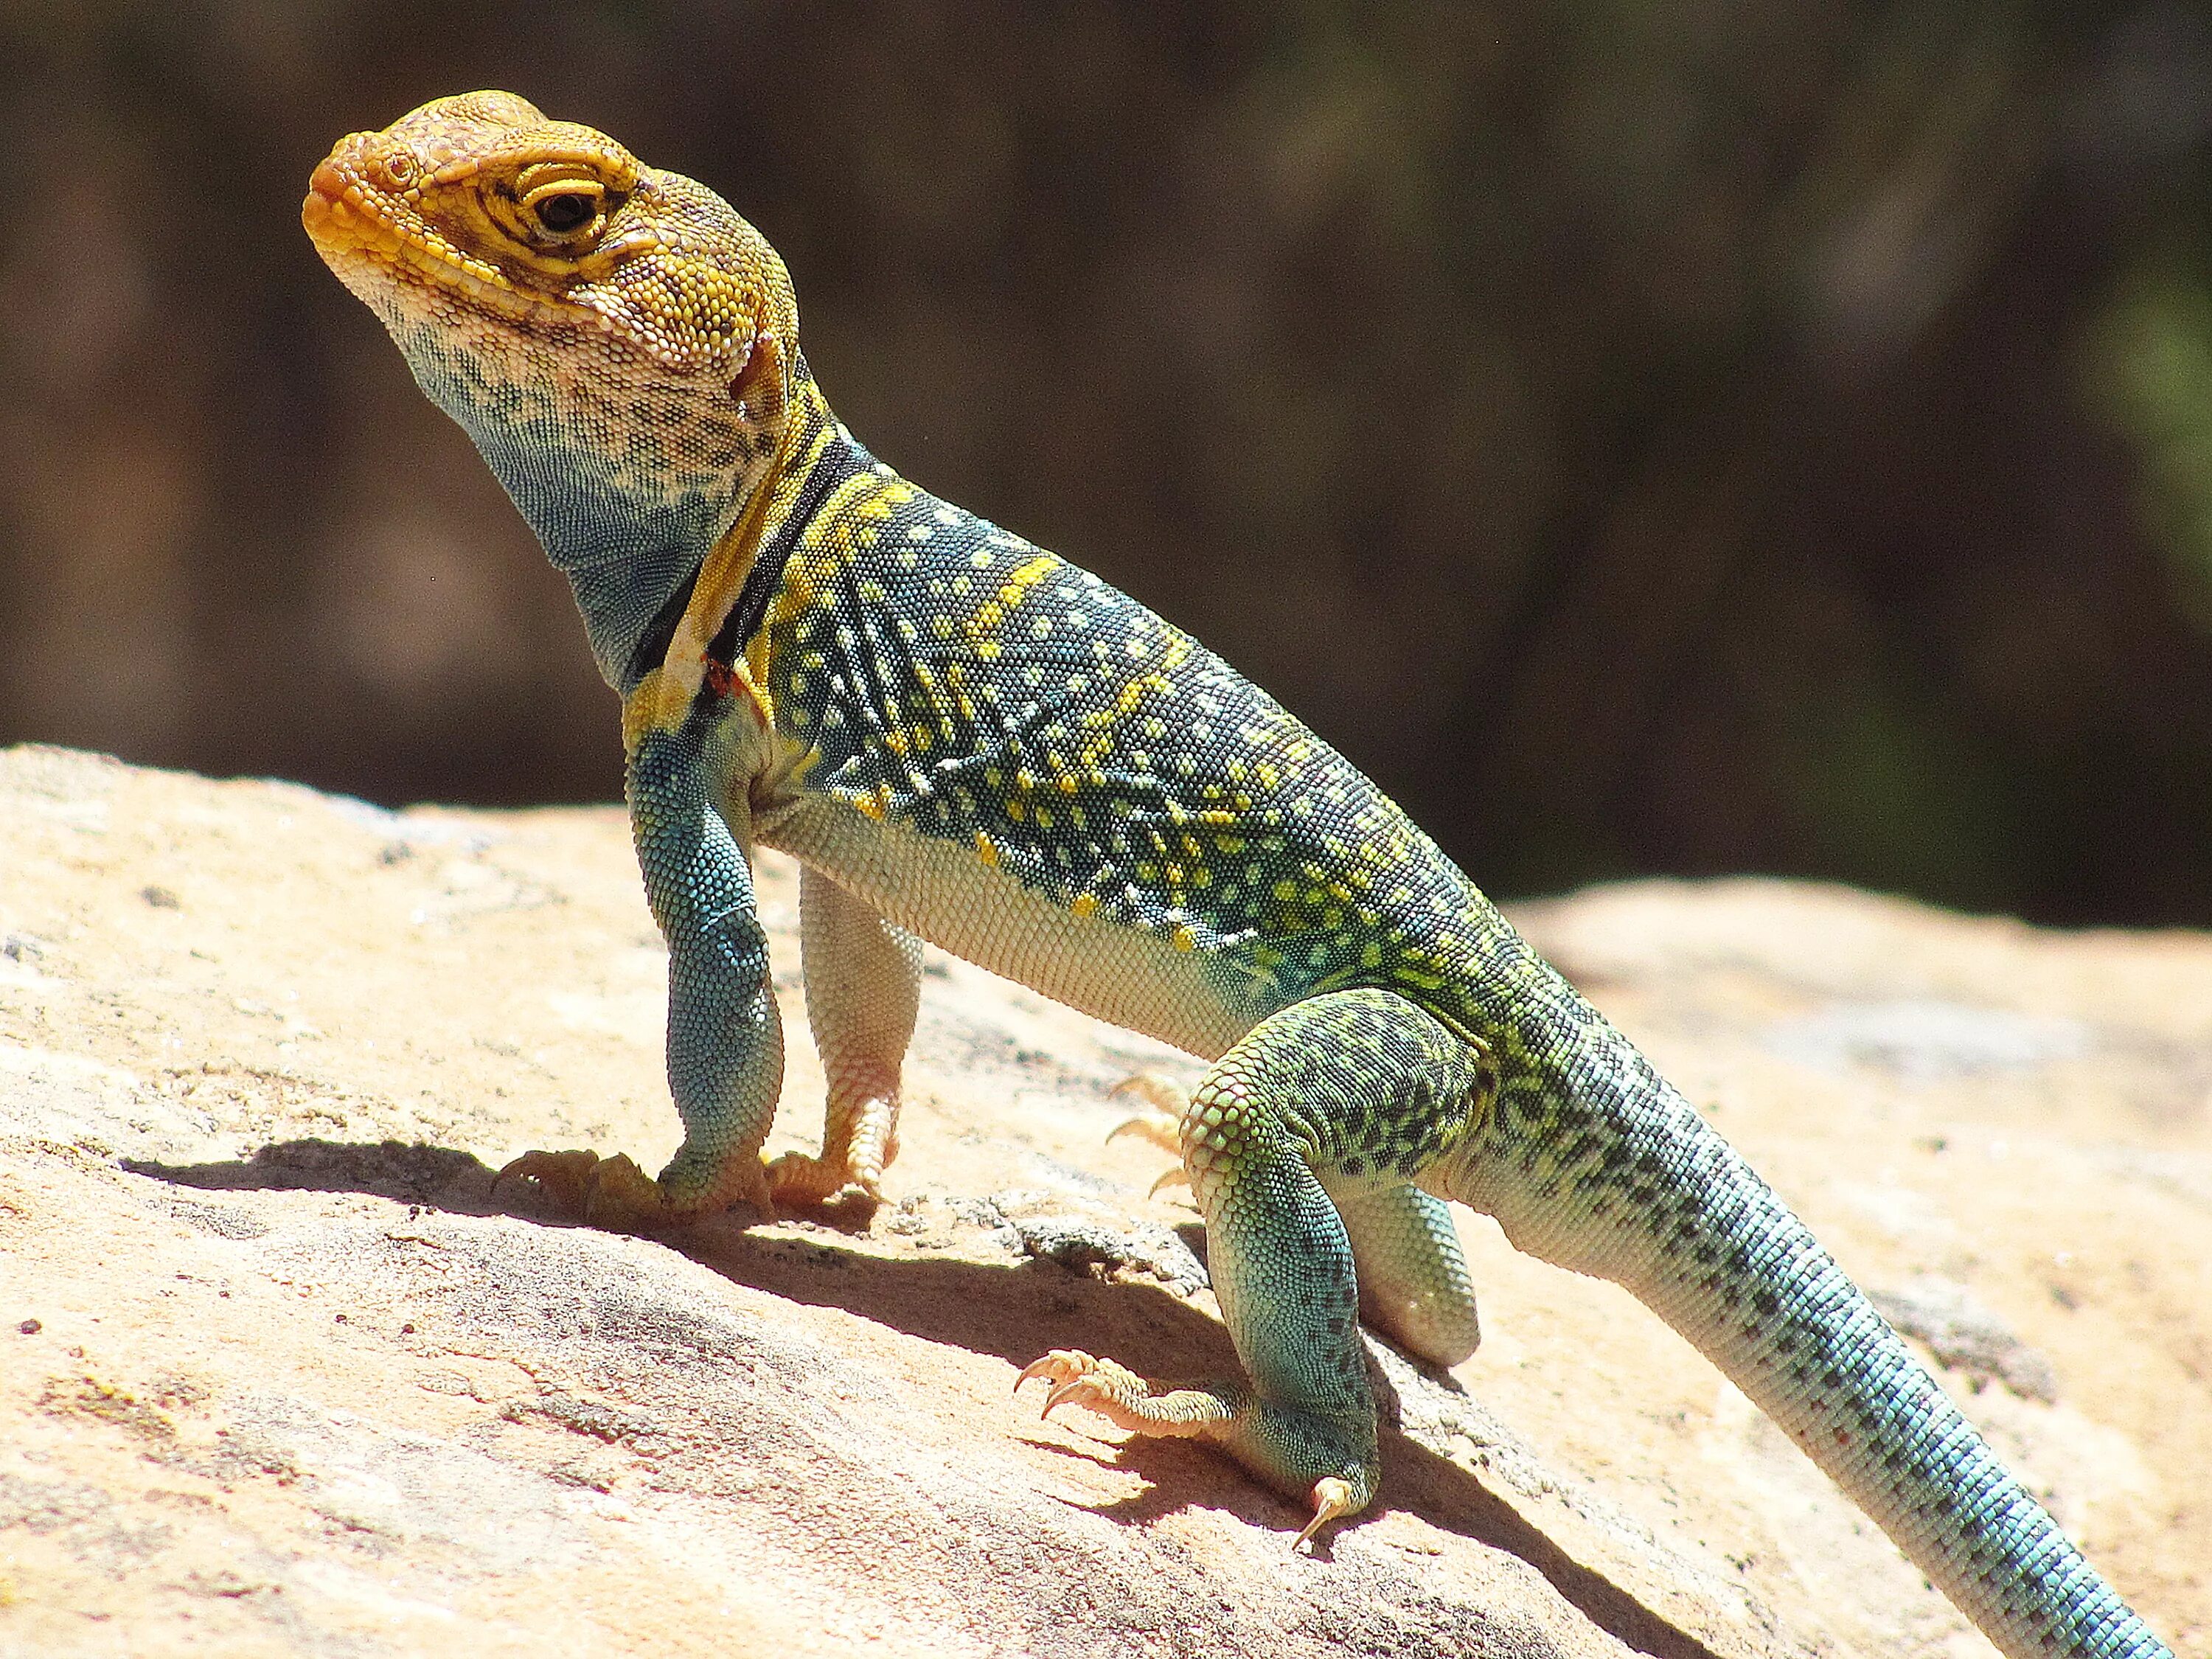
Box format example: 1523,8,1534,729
764,1150,884,1212
495,1150,669,1231
764,1089,897,1212
1014,1349,1375,1550
494,1147,773,1232
1017,1346,1226,1436
1106,1076,1192,1198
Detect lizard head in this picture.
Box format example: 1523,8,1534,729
305,91,802,686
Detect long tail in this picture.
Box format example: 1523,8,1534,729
1451,984,2171,1659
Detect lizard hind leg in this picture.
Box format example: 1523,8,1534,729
1018,987,1491,1545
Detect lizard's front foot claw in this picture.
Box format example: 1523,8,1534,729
493,1148,602,1212
495,1149,676,1234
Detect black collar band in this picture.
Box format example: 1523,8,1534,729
706,436,865,670
621,432,869,692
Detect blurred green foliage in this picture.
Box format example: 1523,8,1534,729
3,0,2211,923
2092,253,2212,627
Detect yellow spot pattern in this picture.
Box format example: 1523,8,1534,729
751,425,1493,1040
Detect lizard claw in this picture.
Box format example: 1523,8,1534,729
1107,1074,1189,1144
1015,1349,1122,1425
1044,1377,1104,1420
1108,1077,1193,1204
765,1149,883,1211
1295,1476,1358,1552
1014,1349,1161,1433
1107,1074,1188,1107
1017,1348,1369,1548
1015,1348,1092,1401
495,1148,613,1213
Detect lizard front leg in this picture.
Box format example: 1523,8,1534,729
766,865,923,1208
501,717,783,1229
1021,987,1491,1545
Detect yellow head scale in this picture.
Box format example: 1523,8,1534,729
304,92,810,690
304,90,796,383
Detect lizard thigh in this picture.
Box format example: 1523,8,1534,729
1179,988,1491,1436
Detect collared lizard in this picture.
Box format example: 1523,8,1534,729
303,91,2171,1659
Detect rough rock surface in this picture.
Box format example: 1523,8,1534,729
0,742,2203,1658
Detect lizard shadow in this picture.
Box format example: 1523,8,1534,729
122,1137,506,1211
125,1135,1723,1659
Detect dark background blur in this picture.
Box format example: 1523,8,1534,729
5,2,2212,925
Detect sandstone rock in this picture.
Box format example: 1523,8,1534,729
0,745,2202,1657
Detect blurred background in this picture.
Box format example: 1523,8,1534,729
4,1,2212,925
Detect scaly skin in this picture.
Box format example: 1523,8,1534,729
305,93,2171,1658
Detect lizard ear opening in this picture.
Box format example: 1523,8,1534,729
728,330,789,427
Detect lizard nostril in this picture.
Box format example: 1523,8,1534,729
302,156,354,234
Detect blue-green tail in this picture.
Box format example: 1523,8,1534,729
1453,990,2170,1659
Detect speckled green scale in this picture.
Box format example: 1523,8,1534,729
740,420,2168,1656
744,409,1499,1054
307,92,2174,1659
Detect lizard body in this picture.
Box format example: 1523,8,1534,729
305,93,2171,1659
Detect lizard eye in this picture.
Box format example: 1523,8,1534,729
535,192,594,233
518,176,609,242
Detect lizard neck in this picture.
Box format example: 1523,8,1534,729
385,308,804,690
626,372,863,692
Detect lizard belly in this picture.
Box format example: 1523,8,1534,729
758,793,1256,1062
